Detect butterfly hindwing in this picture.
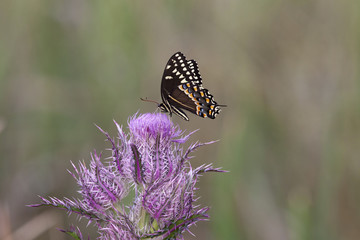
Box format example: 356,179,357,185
161,52,224,120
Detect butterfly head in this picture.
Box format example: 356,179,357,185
158,102,174,117
158,103,167,112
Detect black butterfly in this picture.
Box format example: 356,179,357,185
142,52,225,121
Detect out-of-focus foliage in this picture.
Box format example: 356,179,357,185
1,0,360,239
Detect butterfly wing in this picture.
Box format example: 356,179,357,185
161,52,223,120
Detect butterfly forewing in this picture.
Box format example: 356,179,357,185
161,52,224,120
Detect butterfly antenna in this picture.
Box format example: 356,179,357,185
218,104,227,107
140,97,160,106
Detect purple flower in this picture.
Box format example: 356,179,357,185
29,113,225,239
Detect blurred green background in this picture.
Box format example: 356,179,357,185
1,0,360,239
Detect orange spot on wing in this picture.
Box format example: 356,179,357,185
196,106,201,114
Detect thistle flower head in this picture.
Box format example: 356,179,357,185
29,112,225,239
128,113,183,141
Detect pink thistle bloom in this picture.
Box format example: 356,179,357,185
29,113,225,239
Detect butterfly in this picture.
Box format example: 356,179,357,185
142,52,226,121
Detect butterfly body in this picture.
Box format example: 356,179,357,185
159,52,225,121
